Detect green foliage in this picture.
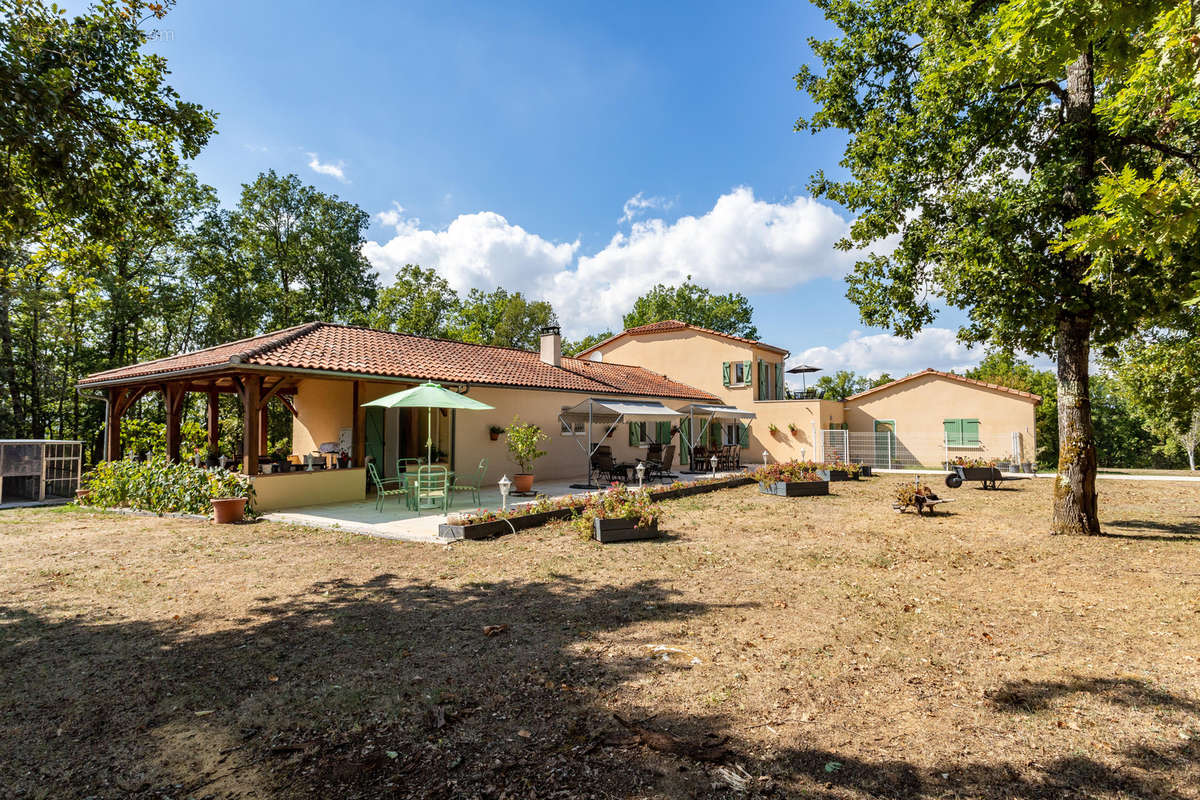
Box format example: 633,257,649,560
563,331,614,357
0,0,216,247
449,287,557,350
79,455,254,516
812,370,868,400
367,264,458,337
623,278,758,339
1108,320,1200,468
569,484,660,537
504,416,548,473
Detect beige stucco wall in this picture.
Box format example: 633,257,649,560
844,374,1038,466
248,467,366,512
588,329,789,463
289,375,704,493
749,399,844,463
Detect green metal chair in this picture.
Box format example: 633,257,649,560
414,465,450,515
367,462,405,512
451,458,487,506
396,458,423,510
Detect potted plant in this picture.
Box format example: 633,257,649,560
211,495,247,523
572,484,661,543
489,424,505,441
787,422,800,437
505,416,547,493
768,423,780,435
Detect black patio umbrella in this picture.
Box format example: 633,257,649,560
786,363,822,391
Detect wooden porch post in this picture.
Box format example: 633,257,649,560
164,384,183,462
106,388,124,461
258,401,269,454
207,389,219,454
242,375,261,475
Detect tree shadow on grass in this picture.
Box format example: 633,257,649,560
0,575,748,799
1101,518,1200,541
3,578,1199,799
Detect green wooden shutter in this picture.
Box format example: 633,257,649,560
774,363,784,399
679,418,690,465
742,360,751,386
962,419,980,446
756,360,766,400
628,422,638,445
656,421,670,444
943,419,962,446
739,422,749,448
722,362,731,387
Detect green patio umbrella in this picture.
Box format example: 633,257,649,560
362,382,495,466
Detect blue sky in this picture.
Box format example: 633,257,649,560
133,0,988,379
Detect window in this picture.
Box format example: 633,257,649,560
628,421,672,446
723,422,750,448
722,360,753,387
560,420,585,436
943,418,981,446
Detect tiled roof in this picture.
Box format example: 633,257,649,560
845,368,1042,403
575,319,789,356
78,323,718,401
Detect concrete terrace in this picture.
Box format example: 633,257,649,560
264,469,749,543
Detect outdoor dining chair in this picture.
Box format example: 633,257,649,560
367,462,405,512
648,444,676,483
414,464,450,515
451,458,487,506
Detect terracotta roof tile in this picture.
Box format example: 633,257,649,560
845,368,1042,403
79,323,718,401
576,319,789,356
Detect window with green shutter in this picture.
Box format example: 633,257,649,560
738,422,749,448
774,362,784,399
722,361,731,387
943,418,981,446
679,418,690,465
655,421,671,444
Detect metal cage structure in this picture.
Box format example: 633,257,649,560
0,440,83,507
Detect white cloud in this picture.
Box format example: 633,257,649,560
363,208,580,293
618,192,674,224
790,328,986,381
307,153,348,183
364,186,882,338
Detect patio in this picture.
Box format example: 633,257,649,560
263,468,751,542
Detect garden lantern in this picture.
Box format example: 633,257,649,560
635,461,645,488
498,474,512,511
710,454,718,475
762,450,769,465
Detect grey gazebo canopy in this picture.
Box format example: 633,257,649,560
558,398,683,489
675,404,757,470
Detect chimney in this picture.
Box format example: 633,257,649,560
540,325,562,367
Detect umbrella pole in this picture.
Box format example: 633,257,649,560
427,407,432,465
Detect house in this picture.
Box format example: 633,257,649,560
77,322,718,511
78,318,1039,512
578,321,1040,468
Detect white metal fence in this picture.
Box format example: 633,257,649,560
819,430,1029,470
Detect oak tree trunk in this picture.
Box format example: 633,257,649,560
1052,314,1100,534
1053,48,1102,535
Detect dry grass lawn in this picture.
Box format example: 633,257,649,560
1,476,1198,799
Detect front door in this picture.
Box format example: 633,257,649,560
874,420,895,468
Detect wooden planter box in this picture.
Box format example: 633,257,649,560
758,480,829,497
815,469,858,482
593,517,660,543
438,475,757,541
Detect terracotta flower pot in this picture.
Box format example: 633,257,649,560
74,488,91,502
489,432,500,441
211,497,246,524
513,473,534,493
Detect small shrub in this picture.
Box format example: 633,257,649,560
751,460,823,486
570,484,660,538
79,455,255,516
895,482,938,510
505,416,548,473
